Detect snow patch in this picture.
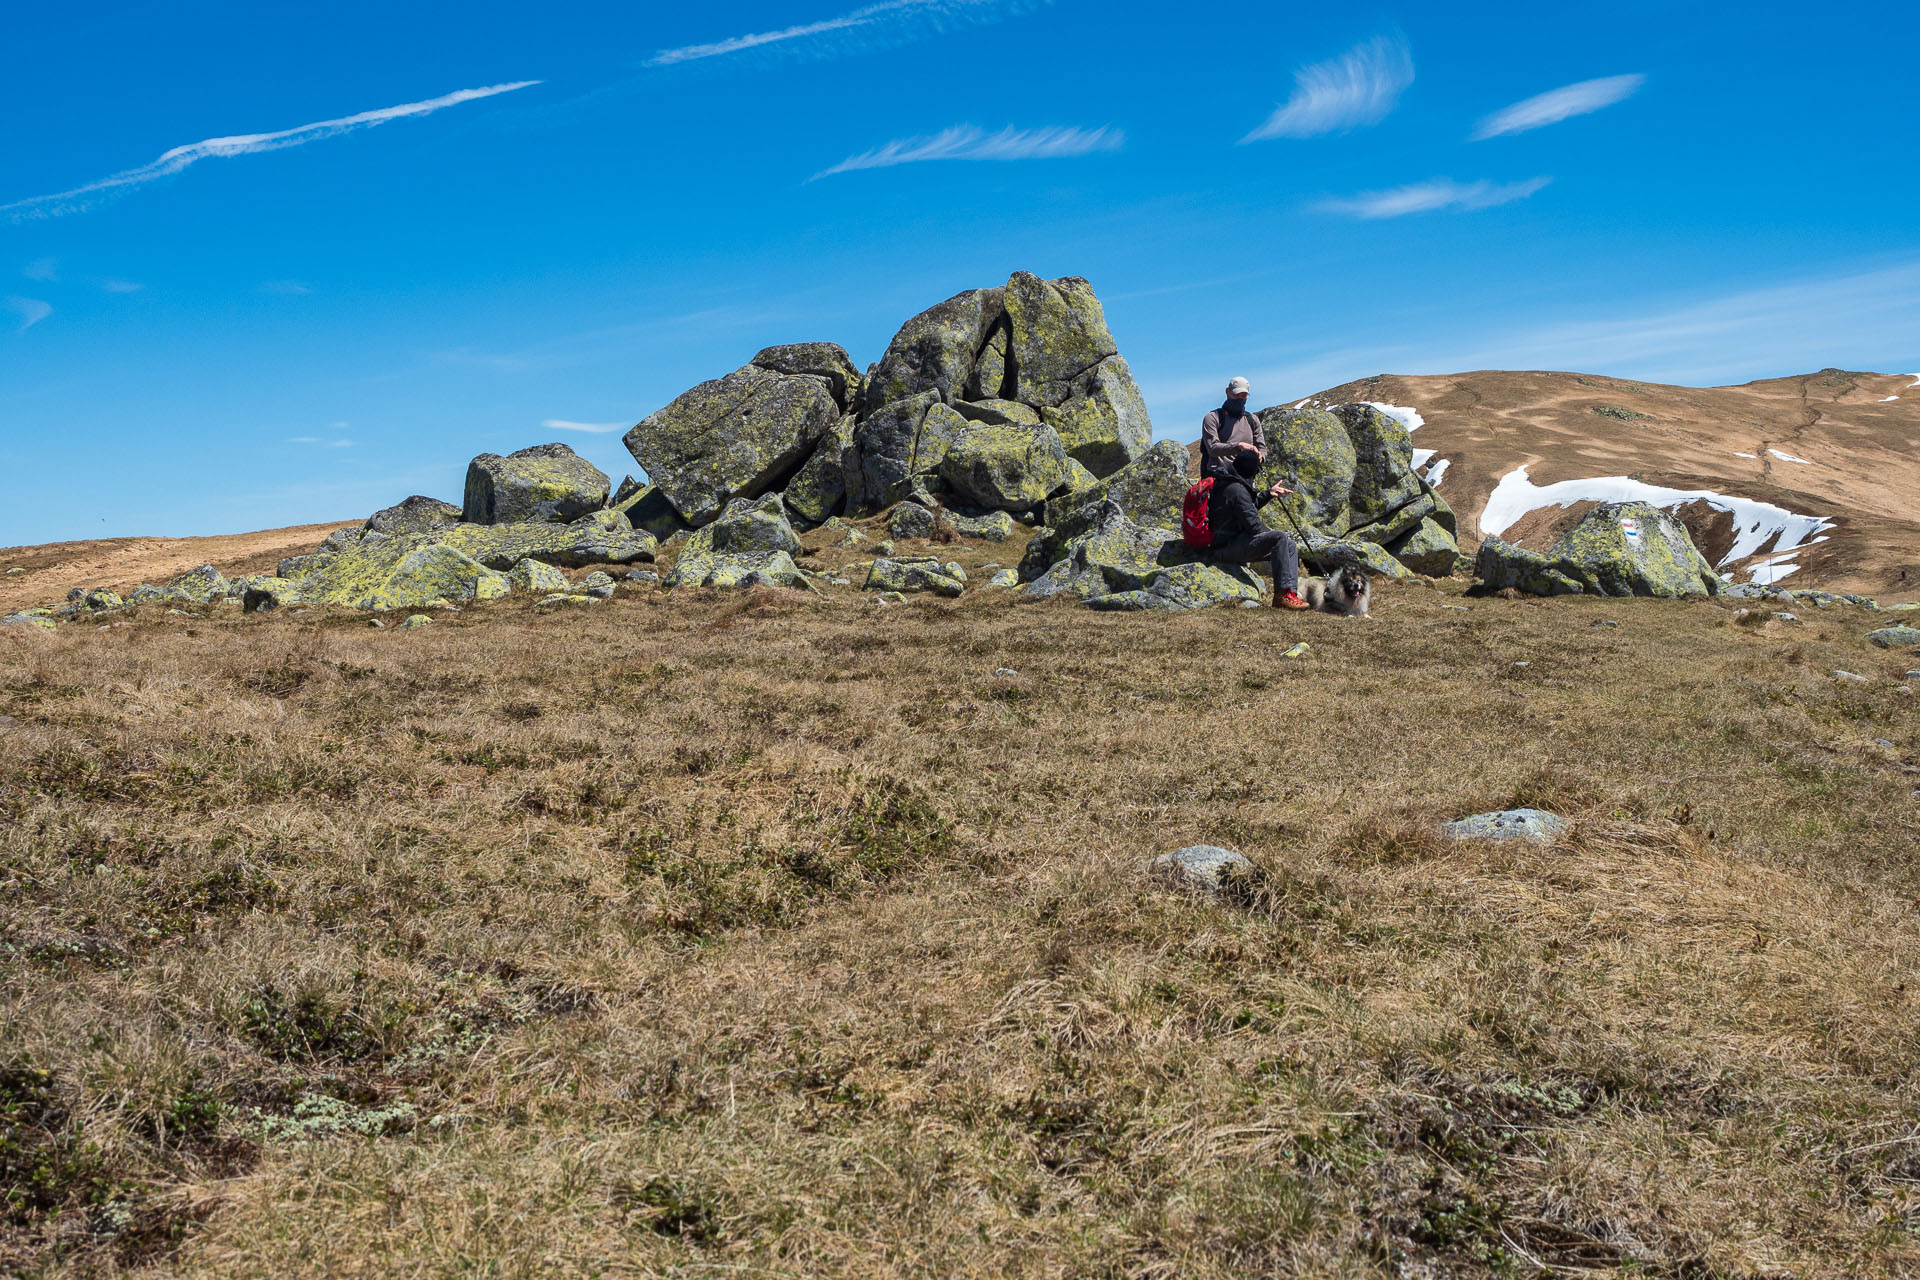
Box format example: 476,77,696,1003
1910,373,1920,388
1479,465,1835,566
1424,458,1451,487
1747,556,1801,585
1733,452,1757,459
1881,396,1900,402
1411,447,1450,488
1767,449,1811,464
1363,401,1425,433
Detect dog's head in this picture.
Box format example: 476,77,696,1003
1334,566,1371,600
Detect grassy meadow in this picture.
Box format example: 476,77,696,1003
3,521,1919,1278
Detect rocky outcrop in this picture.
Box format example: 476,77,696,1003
1044,438,1188,537
1249,403,1461,576
249,543,511,612
463,444,610,525
866,556,965,597
1023,501,1260,608
625,344,856,526
663,493,806,588
1475,501,1721,598
366,495,462,537
940,422,1070,512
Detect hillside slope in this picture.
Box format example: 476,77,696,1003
1305,369,1920,602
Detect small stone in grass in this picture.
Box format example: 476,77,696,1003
994,667,1017,677
1444,809,1568,843
1281,642,1309,658
1831,669,1868,683
399,614,432,629
1148,845,1255,897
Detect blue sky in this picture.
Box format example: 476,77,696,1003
3,0,1916,545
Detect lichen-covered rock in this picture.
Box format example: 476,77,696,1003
399,614,433,629
1301,537,1417,582
351,544,509,610
666,549,804,589
507,558,570,593
940,422,1070,512
887,502,938,540
612,484,691,543
579,571,616,599
866,557,964,597
1478,502,1720,598
1386,515,1465,576
783,414,855,527
987,568,1019,588
954,398,1041,427
1347,491,1437,548
161,564,231,604
241,576,303,612
1045,438,1189,536
846,391,939,511
1024,501,1201,601
1038,355,1152,475
1002,272,1119,408
77,589,124,612
2,612,56,632
949,510,1014,541
1087,562,1264,610
463,444,610,526
366,495,462,536
1868,626,1920,648
664,495,803,587
750,342,861,410
1253,407,1356,538
1334,404,1425,531
626,362,841,525
864,288,1002,409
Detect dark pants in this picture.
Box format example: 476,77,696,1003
1211,528,1299,593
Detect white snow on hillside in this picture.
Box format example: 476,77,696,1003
1479,465,1834,566
1768,449,1812,464
1424,458,1451,486
1882,396,1900,402
1747,556,1802,585
1733,452,1757,458
1364,402,1425,433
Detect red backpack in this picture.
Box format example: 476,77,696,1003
1181,477,1215,549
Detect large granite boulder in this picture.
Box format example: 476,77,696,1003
367,495,463,537
1044,438,1189,536
866,556,965,597
158,564,231,604
1002,272,1119,407
1336,404,1425,529
626,354,845,526
750,342,862,409
940,423,1070,512
864,288,1003,409
611,484,691,542
1476,501,1721,597
248,543,509,612
1387,516,1466,577
1038,354,1153,475
783,414,856,527
845,391,940,510
463,444,610,525
665,549,805,589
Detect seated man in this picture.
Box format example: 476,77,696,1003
1208,448,1308,610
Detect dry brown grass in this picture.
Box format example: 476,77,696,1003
3,528,1919,1278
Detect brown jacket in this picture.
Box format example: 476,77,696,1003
1200,404,1264,474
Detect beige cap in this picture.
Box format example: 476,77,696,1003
1225,376,1250,395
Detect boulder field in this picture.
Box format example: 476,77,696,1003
25,270,1893,622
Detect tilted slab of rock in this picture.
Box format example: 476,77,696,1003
749,342,861,409
784,414,856,527
1335,404,1426,530
1253,408,1355,535
845,391,939,511
1001,272,1119,408
367,495,462,536
1299,537,1416,581
626,350,847,525
507,557,570,593
1039,355,1152,474
1386,515,1468,577
1477,500,1720,598
612,484,692,542
463,444,610,525
1868,626,1920,648
864,288,1003,409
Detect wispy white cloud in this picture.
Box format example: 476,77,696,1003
6,297,52,331
648,0,1043,67
541,418,627,434
100,278,144,294
2,81,540,220
1243,37,1414,142
287,436,353,447
1316,176,1550,218
23,258,57,281
1473,74,1645,140
814,124,1121,178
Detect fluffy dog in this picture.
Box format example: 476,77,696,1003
1302,564,1372,617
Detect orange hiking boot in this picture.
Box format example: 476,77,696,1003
1275,589,1309,610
